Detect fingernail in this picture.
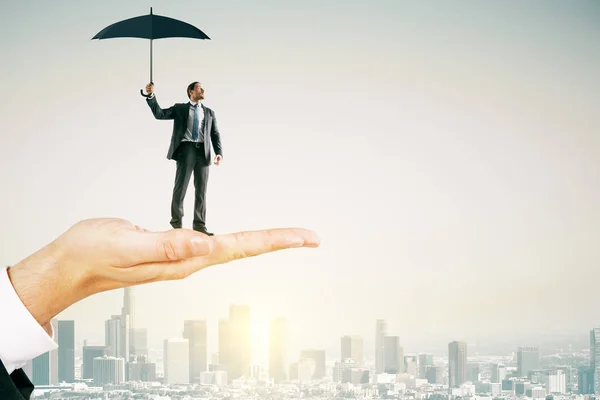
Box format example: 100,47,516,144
190,237,212,254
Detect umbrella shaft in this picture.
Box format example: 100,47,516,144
150,39,153,82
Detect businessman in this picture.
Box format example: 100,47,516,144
0,218,319,399
145,81,223,235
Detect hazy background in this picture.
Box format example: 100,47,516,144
1,0,599,364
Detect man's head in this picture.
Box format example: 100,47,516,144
187,81,204,102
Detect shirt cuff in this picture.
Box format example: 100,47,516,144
0,265,58,375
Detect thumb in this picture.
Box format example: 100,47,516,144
123,229,214,265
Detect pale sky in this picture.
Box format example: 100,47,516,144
1,0,599,366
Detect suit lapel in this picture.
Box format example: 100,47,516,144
201,104,210,139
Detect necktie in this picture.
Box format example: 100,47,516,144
192,104,200,141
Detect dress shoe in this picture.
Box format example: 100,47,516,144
194,227,214,236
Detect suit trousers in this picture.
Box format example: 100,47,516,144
170,141,210,230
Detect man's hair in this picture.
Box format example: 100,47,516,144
187,81,199,99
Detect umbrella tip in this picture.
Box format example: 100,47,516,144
150,6,153,14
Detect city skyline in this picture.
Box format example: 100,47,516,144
49,285,598,367
25,312,599,392
32,296,600,375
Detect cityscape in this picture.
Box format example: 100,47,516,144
23,288,600,400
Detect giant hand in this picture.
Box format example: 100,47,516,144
7,218,319,333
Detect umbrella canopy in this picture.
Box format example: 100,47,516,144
92,7,211,96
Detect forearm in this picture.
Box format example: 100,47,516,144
146,96,174,120
7,241,83,333
211,128,223,155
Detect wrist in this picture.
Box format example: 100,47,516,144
8,240,84,329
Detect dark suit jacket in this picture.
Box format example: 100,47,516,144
146,96,223,164
0,360,34,400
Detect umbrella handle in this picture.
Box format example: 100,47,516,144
140,89,151,98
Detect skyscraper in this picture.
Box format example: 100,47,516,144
130,328,148,358
269,317,288,383
105,315,125,359
579,366,594,394
591,328,600,394
341,335,363,365
375,319,387,374
418,353,434,379
219,305,251,381
183,320,208,383
121,288,133,361
467,362,480,382
123,287,134,326
82,345,106,380
58,320,75,383
300,350,326,379
517,346,540,377
93,356,125,385
491,363,507,383
164,338,190,384
405,355,417,376
448,341,467,387
231,304,251,380
383,336,403,374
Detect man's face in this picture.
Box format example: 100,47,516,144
191,83,204,101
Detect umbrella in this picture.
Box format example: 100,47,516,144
92,7,211,97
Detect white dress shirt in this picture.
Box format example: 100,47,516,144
0,265,58,375
183,100,205,143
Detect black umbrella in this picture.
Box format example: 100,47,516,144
92,7,210,97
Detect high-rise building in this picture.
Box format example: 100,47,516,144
426,365,443,384
383,336,403,374
300,350,326,379
130,328,148,358
448,341,467,387
231,305,251,380
544,370,567,394
404,355,417,375
517,346,540,377
121,288,134,361
93,356,125,385
82,346,106,380
183,320,208,383
105,315,129,360
58,320,75,383
375,319,387,374
218,305,251,382
467,363,480,382
123,288,134,326
591,328,600,395
418,353,434,379
491,363,507,383
579,366,594,394
333,359,357,382
341,335,363,365
164,338,190,384
128,355,157,382
296,358,316,382
269,317,288,383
